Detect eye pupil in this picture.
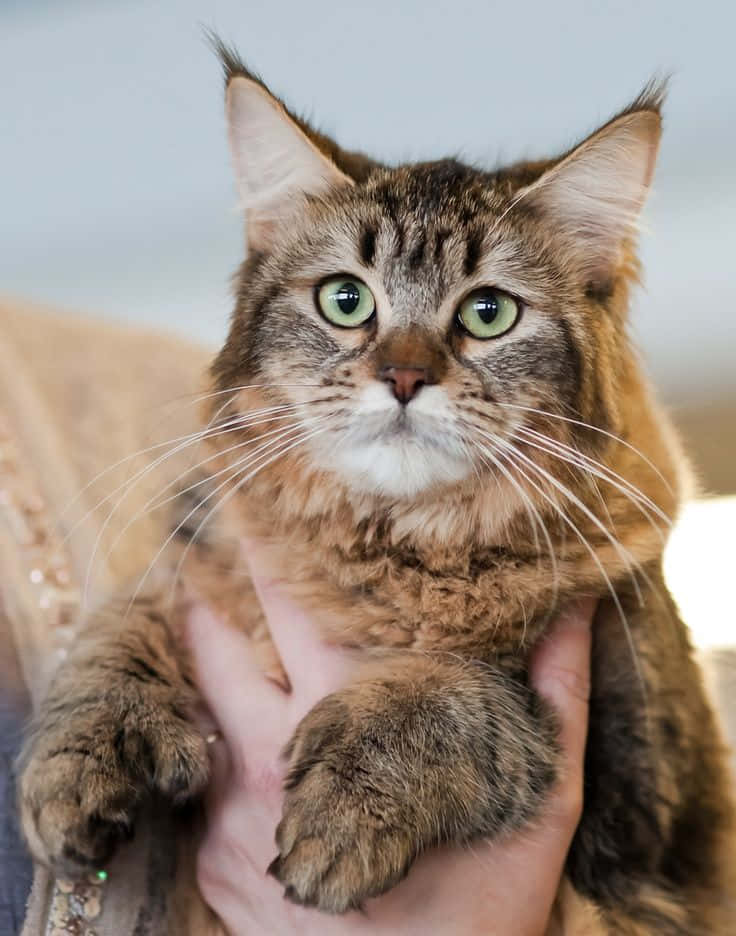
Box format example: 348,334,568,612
475,294,498,324
318,276,375,328
336,282,360,314
458,287,519,339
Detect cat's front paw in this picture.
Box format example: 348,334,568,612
268,695,418,912
18,702,208,874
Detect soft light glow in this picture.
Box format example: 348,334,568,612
664,496,736,649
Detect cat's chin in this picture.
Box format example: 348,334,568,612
314,436,472,500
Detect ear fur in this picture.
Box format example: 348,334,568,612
517,81,665,286
210,36,353,251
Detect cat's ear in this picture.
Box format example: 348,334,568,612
518,84,664,287
221,55,353,251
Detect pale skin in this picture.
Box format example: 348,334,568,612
185,548,594,936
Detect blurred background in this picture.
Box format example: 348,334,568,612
1,1,734,641
2,0,734,493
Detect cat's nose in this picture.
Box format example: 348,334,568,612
379,366,431,404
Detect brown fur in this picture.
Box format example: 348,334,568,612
17,46,736,935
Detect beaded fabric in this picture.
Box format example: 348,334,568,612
1,299,223,936
0,415,108,936
46,875,105,936
0,416,79,673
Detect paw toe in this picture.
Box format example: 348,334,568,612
153,733,209,802
33,799,135,873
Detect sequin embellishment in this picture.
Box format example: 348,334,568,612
0,415,107,934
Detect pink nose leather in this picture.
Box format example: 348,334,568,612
379,366,430,404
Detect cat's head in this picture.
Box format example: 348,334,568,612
212,43,663,502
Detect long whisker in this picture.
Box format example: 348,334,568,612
473,425,645,599
513,427,670,544
147,382,324,412
460,422,551,574
466,433,560,635
95,414,326,579
135,382,328,436
171,393,248,512
165,419,334,609
67,403,309,551
494,402,674,495
56,418,240,527
57,396,319,528
79,404,316,604
496,433,649,605
124,420,332,618
513,430,631,551
482,433,647,700
60,412,270,544
494,435,657,710
517,426,671,527
76,418,250,601
189,394,244,463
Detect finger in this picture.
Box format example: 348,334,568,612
449,604,595,913
243,541,359,706
184,602,283,743
202,723,233,808
529,599,594,833
531,599,594,760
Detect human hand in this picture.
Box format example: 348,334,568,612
185,552,593,936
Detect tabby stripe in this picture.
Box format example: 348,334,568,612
557,317,583,411
434,228,451,263
360,226,377,266
463,228,484,277
408,231,427,269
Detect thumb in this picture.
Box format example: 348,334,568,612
183,602,282,744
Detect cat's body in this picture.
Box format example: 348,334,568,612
18,45,736,934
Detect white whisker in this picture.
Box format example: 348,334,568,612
164,420,333,608
480,431,648,700
148,420,333,616
463,428,560,627
59,400,319,535
517,426,671,526
495,401,673,494
79,403,318,605
495,434,649,603
513,427,670,545
56,417,242,527
96,415,326,576
490,438,646,697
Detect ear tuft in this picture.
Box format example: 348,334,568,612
516,80,666,287
208,34,353,252
204,29,268,94
620,74,669,121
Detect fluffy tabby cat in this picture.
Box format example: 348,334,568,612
19,43,736,934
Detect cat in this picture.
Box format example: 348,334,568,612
18,40,736,934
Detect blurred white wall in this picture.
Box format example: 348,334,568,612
2,0,735,412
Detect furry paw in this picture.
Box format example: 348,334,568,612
19,704,208,874
268,663,554,912
268,695,417,912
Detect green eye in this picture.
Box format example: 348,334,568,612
457,288,520,339
317,277,376,328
